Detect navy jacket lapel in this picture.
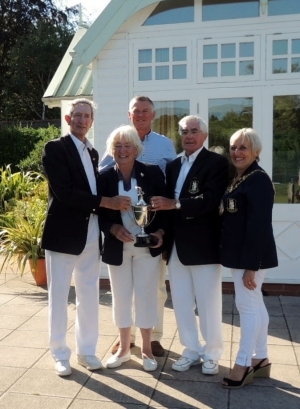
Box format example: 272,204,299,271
63,135,91,190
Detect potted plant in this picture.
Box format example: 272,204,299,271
0,200,47,286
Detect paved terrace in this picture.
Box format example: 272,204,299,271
0,269,299,409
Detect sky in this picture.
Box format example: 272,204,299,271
58,0,111,24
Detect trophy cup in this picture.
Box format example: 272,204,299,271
132,186,156,247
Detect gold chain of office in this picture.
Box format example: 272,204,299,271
225,170,267,194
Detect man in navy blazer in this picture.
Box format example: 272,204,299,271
151,115,229,375
41,98,131,376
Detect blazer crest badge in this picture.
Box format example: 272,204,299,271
188,178,200,194
226,198,238,213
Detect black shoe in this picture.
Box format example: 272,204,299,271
151,341,165,357
253,358,271,378
111,341,135,355
222,367,254,389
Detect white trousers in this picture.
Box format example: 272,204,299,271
232,268,269,366
129,257,167,342
168,245,223,361
46,217,101,361
108,242,160,329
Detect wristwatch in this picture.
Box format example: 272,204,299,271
175,199,181,209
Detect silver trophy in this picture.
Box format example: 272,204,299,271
132,186,156,247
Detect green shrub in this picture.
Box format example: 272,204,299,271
18,125,60,173
0,165,44,213
0,126,39,171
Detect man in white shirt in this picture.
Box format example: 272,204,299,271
150,115,229,375
42,98,131,376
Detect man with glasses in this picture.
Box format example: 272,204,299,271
150,115,228,375
99,96,177,357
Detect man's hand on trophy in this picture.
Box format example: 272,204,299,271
100,195,132,211
150,196,175,211
110,224,134,242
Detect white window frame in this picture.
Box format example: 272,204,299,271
197,35,261,84
132,40,192,89
266,33,300,80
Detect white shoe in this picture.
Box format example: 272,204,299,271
172,356,200,372
55,360,72,376
106,351,131,368
143,356,157,372
202,360,219,375
77,355,103,370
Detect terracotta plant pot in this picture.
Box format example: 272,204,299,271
28,258,47,286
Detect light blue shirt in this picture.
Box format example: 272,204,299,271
99,131,177,175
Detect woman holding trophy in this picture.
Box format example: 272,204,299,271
98,125,168,371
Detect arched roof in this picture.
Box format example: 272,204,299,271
72,0,161,66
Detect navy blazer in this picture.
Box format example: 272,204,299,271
166,148,229,265
98,160,168,266
41,135,102,255
220,161,278,271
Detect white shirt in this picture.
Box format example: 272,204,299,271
174,147,203,199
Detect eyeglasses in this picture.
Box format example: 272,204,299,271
179,128,201,136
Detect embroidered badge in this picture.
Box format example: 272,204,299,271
188,178,199,194
226,198,238,213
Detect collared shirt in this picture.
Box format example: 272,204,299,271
70,133,97,195
174,147,203,199
117,165,136,191
98,130,177,175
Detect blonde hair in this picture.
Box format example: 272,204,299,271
230,128,262,161
106,125,143,156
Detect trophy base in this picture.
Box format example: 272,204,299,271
134,234,158,247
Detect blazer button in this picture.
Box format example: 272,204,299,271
93,208,96,211
86,217,89,220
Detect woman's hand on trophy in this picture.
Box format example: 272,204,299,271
110,224,134,242
150,196,176,211
101,195,132,211
149,229,165,248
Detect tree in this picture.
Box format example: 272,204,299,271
0,0,78,119
3,20,75,120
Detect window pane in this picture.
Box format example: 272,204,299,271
208,97,253,178
139,67,152,81
143,0,194,25
272,95,300,204
173,47,187,61
239,61,254,75
203,63,218,77
239,42,254,57
268,0,300,16
292,39,300,54
203,45,218,59
173,65,187,79
221,44,236,58
155,66,169,80
291,58,300,72
139,49,152,63
272,59,288,74
202,0,259,21
273,40,288,55
152,100,190,153
156,48,169,63
221,62,235,76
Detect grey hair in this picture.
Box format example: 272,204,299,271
230,128,262,162
178,115,208,134
128,96,155,112
106,125,143,157
67,98,97,119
